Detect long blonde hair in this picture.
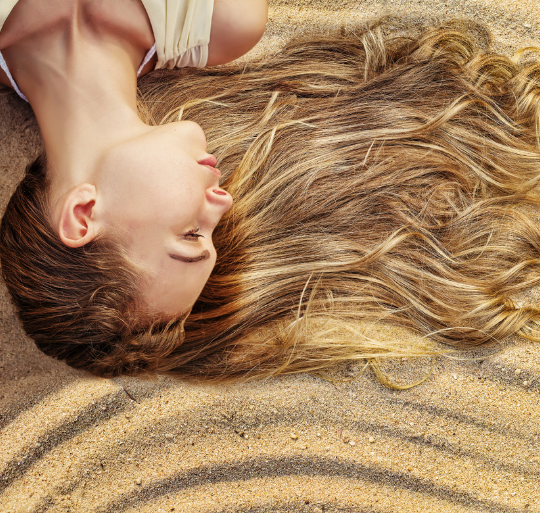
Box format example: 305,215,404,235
2,20,540,379
138,20,540,379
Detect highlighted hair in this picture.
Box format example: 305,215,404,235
3,20,540,379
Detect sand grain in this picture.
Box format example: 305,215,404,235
1,1,540,511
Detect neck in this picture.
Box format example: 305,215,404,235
2,20,150,198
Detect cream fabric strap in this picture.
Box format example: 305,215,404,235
0,48,27,101
140,0,214,69
137,43,158,76
0,0,18,33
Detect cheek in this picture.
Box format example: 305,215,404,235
145,256,218,315
203,258,217,282
188,258,217,300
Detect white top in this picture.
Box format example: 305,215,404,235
141,0,214,69
0,0,214,101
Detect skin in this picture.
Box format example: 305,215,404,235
0,0,267,314
92,121,233,315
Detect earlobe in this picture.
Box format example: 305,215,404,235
57,184,99,248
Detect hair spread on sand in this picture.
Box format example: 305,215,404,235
2,20,540,379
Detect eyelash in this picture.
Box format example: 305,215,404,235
185,228,203,239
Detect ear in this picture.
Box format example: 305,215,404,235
57,184,99,248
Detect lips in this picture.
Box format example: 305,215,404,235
198,154,221,178
204,165,221,178
198,154,218,167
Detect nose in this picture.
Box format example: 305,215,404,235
206,186,233,215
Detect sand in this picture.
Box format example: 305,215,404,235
1,1,540,512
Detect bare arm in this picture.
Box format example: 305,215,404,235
206,0,268,66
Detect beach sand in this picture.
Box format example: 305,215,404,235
1,1,540,512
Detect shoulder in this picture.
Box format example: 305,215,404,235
207,0,268,66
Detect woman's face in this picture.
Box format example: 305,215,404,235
96,121,232,316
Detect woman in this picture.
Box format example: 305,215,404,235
0,0,267,371
3,18,540,379
0,0,268,314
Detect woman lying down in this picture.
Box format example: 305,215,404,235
2,17,540,381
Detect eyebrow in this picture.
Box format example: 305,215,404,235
168,250,211,263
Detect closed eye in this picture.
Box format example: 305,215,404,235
169,250,211,263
